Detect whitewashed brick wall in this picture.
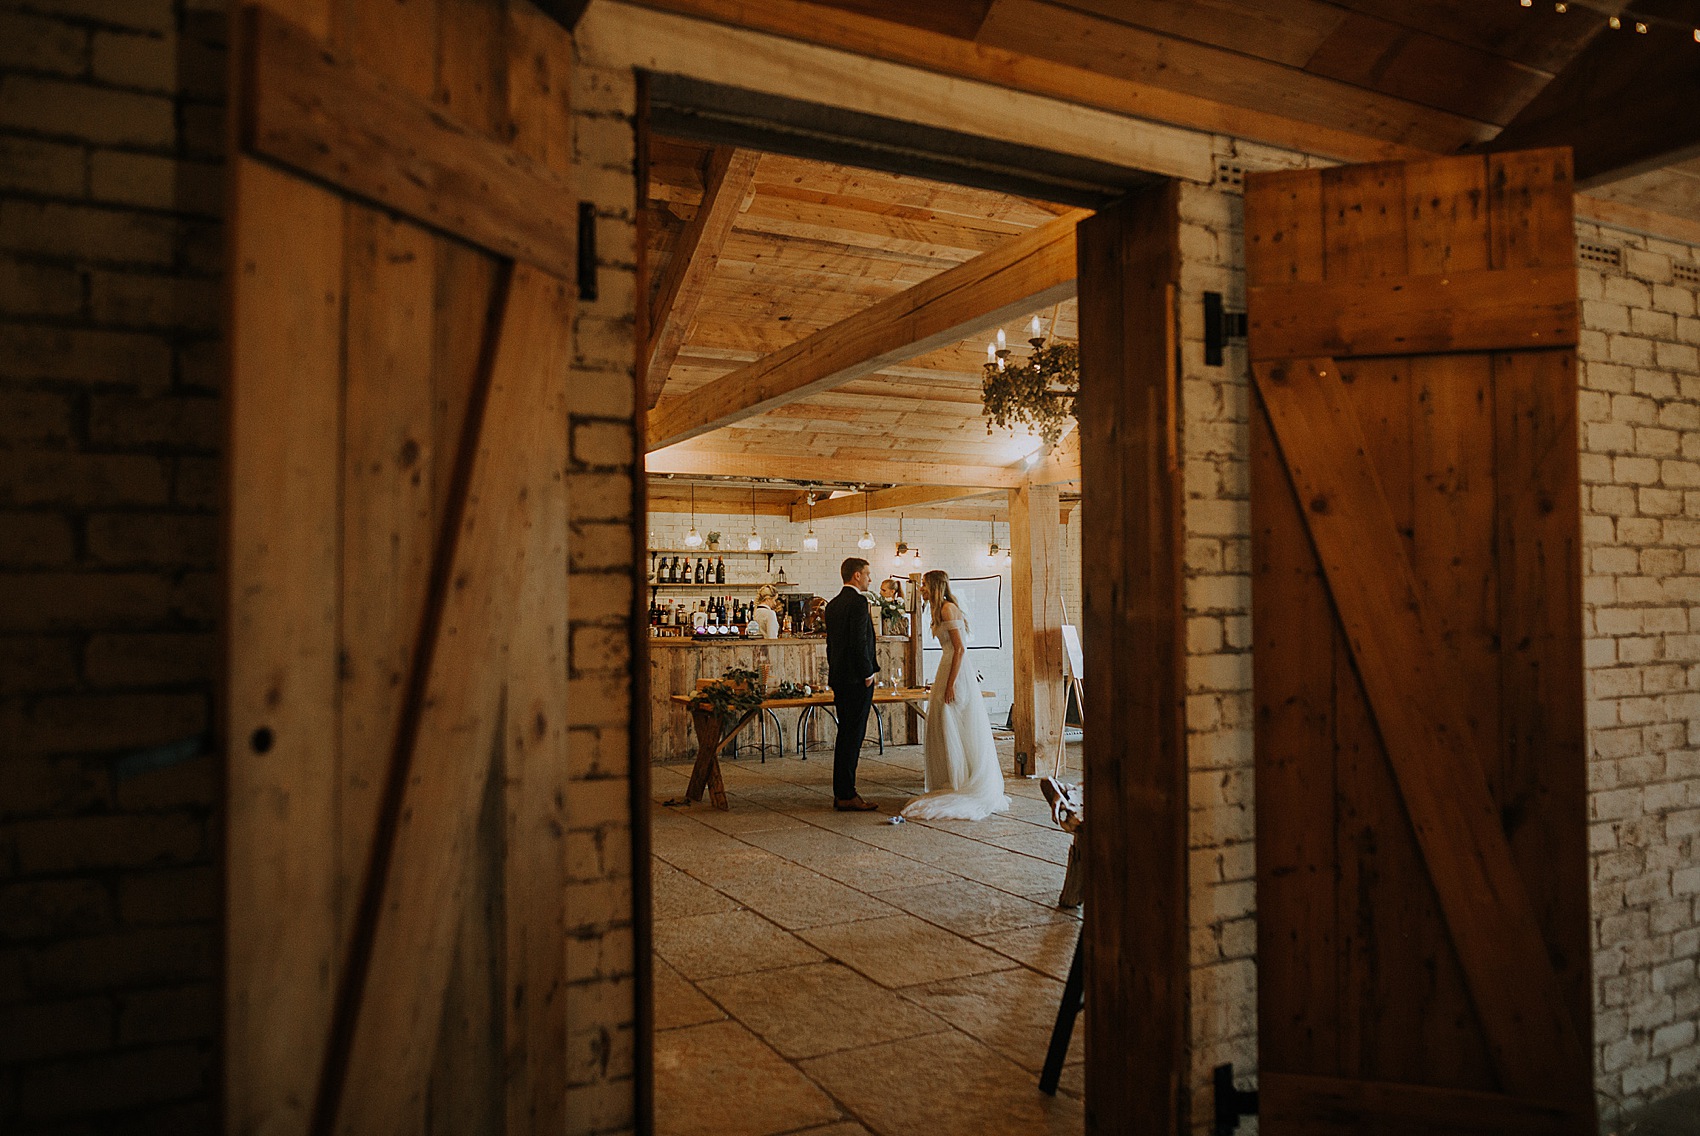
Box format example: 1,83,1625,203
566,56,642,1136
1576,220,1700,1125
1177,177,1260,1130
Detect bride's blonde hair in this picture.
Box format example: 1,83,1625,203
922,570,958,626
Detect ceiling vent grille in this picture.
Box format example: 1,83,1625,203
1578,241,1623,270
1674,262,1700,287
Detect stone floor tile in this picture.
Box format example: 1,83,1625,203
981,827,1074,864
711,860,900,930
654,910,824,980
875,878,1073,938
655,1020,842,1136
946,851,1069,902
974,921,1081,983
800,1030,1084,1136
700,961,949,1059
654,860,742,920
654,957,725,1031
900,966,1084,1072
797,914,1016,988
683,801,812,836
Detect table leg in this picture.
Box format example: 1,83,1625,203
678,708,758,810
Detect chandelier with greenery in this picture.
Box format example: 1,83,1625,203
980,313,1079,449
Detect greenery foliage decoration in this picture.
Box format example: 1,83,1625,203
687,666,766,728
981,337,1079,449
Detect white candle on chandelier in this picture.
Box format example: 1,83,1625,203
996,327,1006,350
986,342,995,361
1029,315,1042,339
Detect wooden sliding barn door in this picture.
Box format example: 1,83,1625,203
1247,149,1592,1133
224,2,579,1133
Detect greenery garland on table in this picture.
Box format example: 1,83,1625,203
686,666,766,728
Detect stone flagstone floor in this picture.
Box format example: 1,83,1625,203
651,737,1086,1136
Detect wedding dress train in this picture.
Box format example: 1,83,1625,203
900,617,1010,821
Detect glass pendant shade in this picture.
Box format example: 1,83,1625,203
684,482,703,546
803,528,818,552
858,530,874,550
746,486,761,551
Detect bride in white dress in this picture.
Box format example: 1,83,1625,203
901,571,1010,821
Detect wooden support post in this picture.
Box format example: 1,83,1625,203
906,571,925,745
1009,482,1065,778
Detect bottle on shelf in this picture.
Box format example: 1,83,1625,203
716,556,726,583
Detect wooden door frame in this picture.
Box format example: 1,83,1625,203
630,77,1190,1135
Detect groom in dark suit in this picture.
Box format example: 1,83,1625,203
825,557,879,811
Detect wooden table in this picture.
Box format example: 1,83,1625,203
667,687,935,810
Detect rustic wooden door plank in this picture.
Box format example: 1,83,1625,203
328,264,572,1135
1076,184,1187,1136
1253,355,1589,1103
499,11,575,1130
1247,265,1578,360
224,153,345,1136
1260,1071,1579,1135
241,6,580,279
1249,393,1340,1076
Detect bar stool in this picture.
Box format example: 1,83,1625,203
727,706,786,763
796,703,885,758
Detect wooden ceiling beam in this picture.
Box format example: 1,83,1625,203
646,207,1089,449
645,444,1038,487
591,0,1433,166
1484,8,1700,187
644,146,760,407
789,484,989,523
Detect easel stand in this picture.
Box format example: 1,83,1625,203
1039,936,1084,1095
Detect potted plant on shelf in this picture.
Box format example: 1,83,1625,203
705,531,721,551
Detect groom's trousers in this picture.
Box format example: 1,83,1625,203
832,681,873,800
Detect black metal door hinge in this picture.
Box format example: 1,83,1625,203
1203,291,1247,366
1212,1063,1258,1136
577,202,598,302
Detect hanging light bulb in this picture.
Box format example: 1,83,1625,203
857,490,874,550
802,491,819,552
746,485,761,551
683,481,704,548
986,514,1002,563
893,515,910,566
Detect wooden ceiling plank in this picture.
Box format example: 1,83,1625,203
590,0,1425,165
973,0,1496,151
1485,21,1700,188
646,208,1089,449
1574,193,1700,248
645,146,760,407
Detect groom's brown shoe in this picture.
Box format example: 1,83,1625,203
833,796,879,812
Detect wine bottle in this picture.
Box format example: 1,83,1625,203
716,556,726,583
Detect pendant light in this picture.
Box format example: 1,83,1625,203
683,482,704,548
986,514,1002,563
857,491,874,550
892,514,920,567
802,491,819,552
746,485,762,551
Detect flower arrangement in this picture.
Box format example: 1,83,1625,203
686,666,765,727
705,530,721,549
981,339,1079,448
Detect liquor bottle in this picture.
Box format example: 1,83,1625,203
716,556,726,584
668,556,679,583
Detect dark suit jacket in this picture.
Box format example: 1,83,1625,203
824,585,878,691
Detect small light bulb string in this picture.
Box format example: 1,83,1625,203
1520,0,1700,41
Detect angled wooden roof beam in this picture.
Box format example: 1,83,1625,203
645,146,760,408
645,207,1092,450
789,484,988,523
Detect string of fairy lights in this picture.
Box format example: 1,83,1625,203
1517,0,1700,42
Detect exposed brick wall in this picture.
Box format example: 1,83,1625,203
1176,174,1260,1130
0,1,225,1131
565,56,642,1134
1576,221,1700,1124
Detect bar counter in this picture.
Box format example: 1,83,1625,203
647,634,911,763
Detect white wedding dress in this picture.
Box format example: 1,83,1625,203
900,612,1010,821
